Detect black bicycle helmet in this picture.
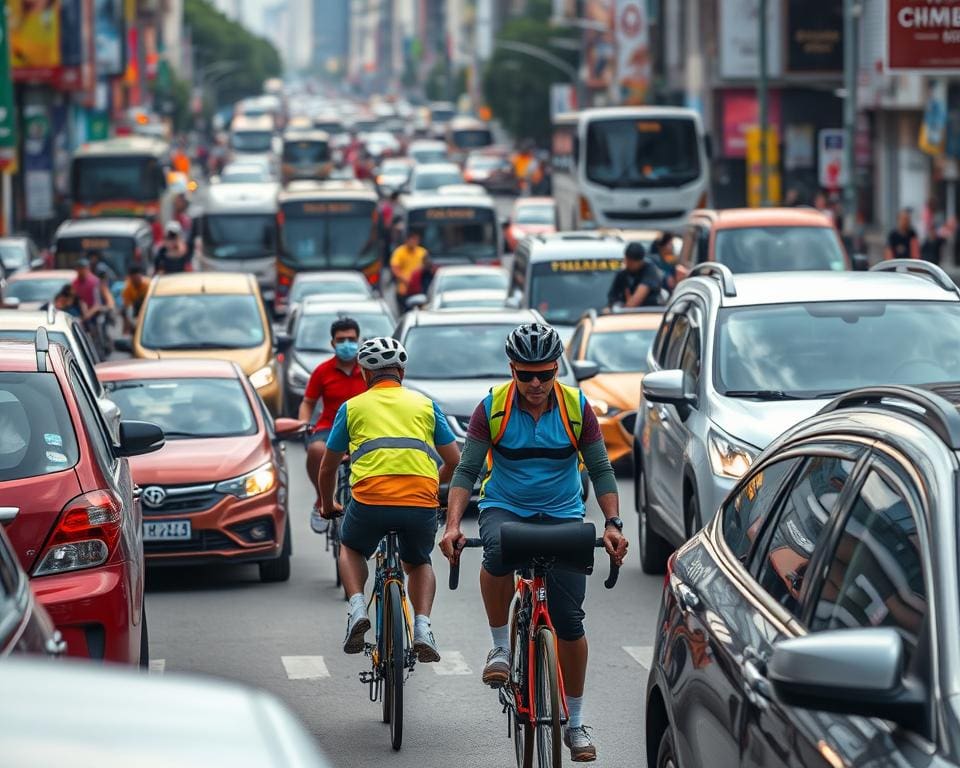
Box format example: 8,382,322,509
505,323,563,364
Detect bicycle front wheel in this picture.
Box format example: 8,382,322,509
534,627,562,768
385,580,405,750
510,597,533,768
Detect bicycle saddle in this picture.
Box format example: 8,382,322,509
500,521,596,574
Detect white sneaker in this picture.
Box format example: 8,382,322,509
310,503,329,534
413,624,441,663
343,608,370,654
482,646,510,687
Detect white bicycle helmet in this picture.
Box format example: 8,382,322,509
358,337,408,371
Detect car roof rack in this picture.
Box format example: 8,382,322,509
818,385,960,450
869,259,960,296
688,262,737,297
35,326,49,372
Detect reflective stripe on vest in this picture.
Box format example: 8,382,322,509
346,386,439,485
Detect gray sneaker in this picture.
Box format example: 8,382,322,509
342,609,371,654
482,646,510,687
310,503,329,534
413,625,441,663
564,726,597,762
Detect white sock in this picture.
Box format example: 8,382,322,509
566,695,584,729
348,593,366,615
490,623,509,650
414,614,431,635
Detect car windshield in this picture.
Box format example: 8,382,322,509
231,131,273,152
411,150,447,164
295,311,395,351
438,296,505,309
0,243,28,267
54,236,136,275
105,378,257,439
202,214,276,259
140,294,266,350
714,227,847,272
380,161,410,175
280,204,378,269
221,170,266,183
530,259,622,325
0,373,79,481
283,141,329,163
291,280,370,303
586,329,657,373
515,205,555,225
585,117,701,189
5,278,67,303
467,155,504,170
71,156,162,203
715,301,960,397
413,171,462,191
408,209,497,262
452,129,493,149
405,324,568,379
435,272,507,293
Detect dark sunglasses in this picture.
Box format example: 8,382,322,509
513,367,557,383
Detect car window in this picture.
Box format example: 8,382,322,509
722,458,801,564
679,226,697,265
810,467,926,657
69,323,103,393
697,226,710,262
679,321,701,382
68,364,115,473
569,323,586,360
755,454,857,617
0,532,22,596
663,313,690,370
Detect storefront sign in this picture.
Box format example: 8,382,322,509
10,0,61,82
719,0,782,79
818,129,848,190
550,84,576,119
784,124,815,170
887,0,960,72
721,89,782,158
95,0,124,76
615,0,650,105
786,0,843,73
0,2,18,172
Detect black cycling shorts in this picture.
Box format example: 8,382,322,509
340,499,438,566
478,507,587,642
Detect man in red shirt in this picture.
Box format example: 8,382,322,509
298,317,367,532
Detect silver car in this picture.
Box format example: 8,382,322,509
634,260,960,573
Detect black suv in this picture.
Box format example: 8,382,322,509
647,385,960,768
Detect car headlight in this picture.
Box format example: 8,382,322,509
288,359,310,388
215,463,276,498
707,430,759,479
250,364,275,390
590,399,621,417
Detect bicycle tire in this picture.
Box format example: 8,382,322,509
380,590,390,725
510,596,533,768
386,580,405,750
534,627,562,768
331,519,342,588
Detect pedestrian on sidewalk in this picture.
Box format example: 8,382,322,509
884,208,921,260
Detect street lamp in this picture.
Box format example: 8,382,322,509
495,40,583,109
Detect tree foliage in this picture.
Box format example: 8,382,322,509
185,0,283,110
483,0,578,144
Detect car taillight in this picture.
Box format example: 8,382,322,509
33,490,123,577
278,273,292,286
696,191,708,209
579,195,594,222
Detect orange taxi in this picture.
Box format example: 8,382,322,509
567,308,663,465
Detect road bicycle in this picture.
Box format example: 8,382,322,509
450,520,618,768
357,528,417,751
326,458,351,590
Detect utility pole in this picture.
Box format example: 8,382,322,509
757,0,769,206
842,0,859,236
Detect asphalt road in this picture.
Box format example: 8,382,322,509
145,443,664,767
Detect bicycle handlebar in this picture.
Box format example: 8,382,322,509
448,537,620,590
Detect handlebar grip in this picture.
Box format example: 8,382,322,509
448,538,483,591
604,562,620,590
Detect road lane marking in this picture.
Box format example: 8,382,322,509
623,646,653,669
433,650,472,676
149,659,165,675
282,655,331,680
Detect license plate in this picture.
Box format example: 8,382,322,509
143,520,192,541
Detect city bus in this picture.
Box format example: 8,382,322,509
551,107,709,232
69,136,172,220
398,192,502,267
280,128,332,184
446,117,494,165
274,181,382,315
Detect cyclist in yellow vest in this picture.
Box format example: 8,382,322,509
440,323,628,762
318,337,461,662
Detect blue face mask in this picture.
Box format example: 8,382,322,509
334,340,359,361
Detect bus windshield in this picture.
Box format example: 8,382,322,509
585,118,700,189
202,215,277,259
408,207,497,263
72,156,162,203
231,131,273,153
283,140,329,163
451,129,493,150
280,200,378,269
530,259,622,325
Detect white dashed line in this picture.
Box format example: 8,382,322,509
149,659,166,675
433,650,473,676
281,655,331,680
623,646,654,669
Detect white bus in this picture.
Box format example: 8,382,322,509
552,107,710,232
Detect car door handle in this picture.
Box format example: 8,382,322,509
742,653,772,702
0,507,19,524
673,580,701,612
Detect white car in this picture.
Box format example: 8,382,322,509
427,264,510,301
408,162,463,194
427,288,508,311
408,140,448,165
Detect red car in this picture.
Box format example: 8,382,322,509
96,358,304,582
505,197,558,252
0,331,163,665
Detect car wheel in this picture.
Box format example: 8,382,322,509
139,604,149,668
638,461,671,574
259,552,291,582
656,726,678,768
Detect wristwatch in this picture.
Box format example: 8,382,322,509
604,517,624,532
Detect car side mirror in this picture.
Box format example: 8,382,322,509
275,332,293,352
2,297,20,309
769,628,927,732
852,253,869,271
114,336,132,353
29,257,45,270
571,360,599,382
274,417,306,441
642,369,697,417
405,293,427,310
116,420,165,457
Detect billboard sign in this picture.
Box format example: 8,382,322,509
719,0,782,79
615,0,650,104
886,0,960,72
10,0,62,82
95,0,124,76
785,0,843,73
583,0,615,90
